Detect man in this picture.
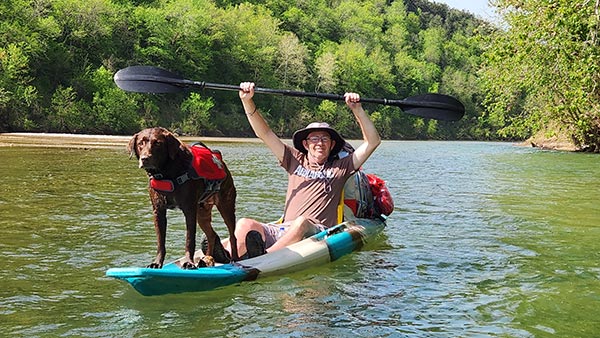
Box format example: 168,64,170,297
222,82,380,259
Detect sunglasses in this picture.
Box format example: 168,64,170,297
306,136,332,144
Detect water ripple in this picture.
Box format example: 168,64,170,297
0,141,599,337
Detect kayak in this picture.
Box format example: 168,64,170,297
105,217,386,296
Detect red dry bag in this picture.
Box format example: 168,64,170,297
366,173,394,216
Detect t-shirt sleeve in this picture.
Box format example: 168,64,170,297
280,144,303,174
340,154,357,179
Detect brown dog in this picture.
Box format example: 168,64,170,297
128,127,238,269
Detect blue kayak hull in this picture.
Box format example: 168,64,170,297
106,217,385,296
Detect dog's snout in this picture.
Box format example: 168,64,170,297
139,155,150,168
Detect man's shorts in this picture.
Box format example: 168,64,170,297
261,221,326,248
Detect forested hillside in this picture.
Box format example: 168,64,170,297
1,0,598,151
0,0,491,139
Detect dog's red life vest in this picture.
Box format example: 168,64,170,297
150,143,226,193
189,144,226,180
150,178,176,192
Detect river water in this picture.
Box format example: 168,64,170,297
0,139,598,337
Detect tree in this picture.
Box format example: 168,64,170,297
91,66,140,134
0,43,38,130
420,27,445,65
179,93,215,135
480,0,600,151
335,0,385,49
333,40,395,97
131,0,216,75
48,86,87,132
0,0,47,131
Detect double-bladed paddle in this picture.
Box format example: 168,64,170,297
114,65,465,121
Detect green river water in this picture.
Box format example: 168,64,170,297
0,139,598,337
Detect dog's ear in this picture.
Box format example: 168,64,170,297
165,132,183,160
127,133,139,159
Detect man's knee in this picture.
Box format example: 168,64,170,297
235,218,264,237
236,217,254,229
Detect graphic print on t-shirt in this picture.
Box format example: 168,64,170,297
292,165,334,180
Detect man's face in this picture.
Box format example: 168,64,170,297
303,131,335,162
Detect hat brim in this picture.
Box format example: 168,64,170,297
292,127,344,158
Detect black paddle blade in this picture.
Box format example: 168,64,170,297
396,94,465,121
113,65,465,121
114,66,190,93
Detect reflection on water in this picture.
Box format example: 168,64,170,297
0,141,599,337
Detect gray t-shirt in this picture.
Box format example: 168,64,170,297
280,145,356,227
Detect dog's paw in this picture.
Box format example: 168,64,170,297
181,261,198,270
199,256,215,268
147,262,162,269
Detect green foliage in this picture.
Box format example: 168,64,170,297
370,110,392,138
48,86,87,132
394,50,440,95
179,93,215,135
313,100,337,122
480,0,600,150
333,41,395,97
91,66,141,134
420,27,445,64
335,0,385,48
131,0,215,73
0,42,38,130
1,0,496,141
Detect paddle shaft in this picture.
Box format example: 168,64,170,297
113,66,465,120
131,74,456,111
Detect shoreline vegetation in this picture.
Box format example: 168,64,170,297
0,132,579,152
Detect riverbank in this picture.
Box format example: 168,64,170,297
523,138,578,152
0,132,262,149
2,131,583,152
523,127,580,152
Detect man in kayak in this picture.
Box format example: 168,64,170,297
218,82,380,259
